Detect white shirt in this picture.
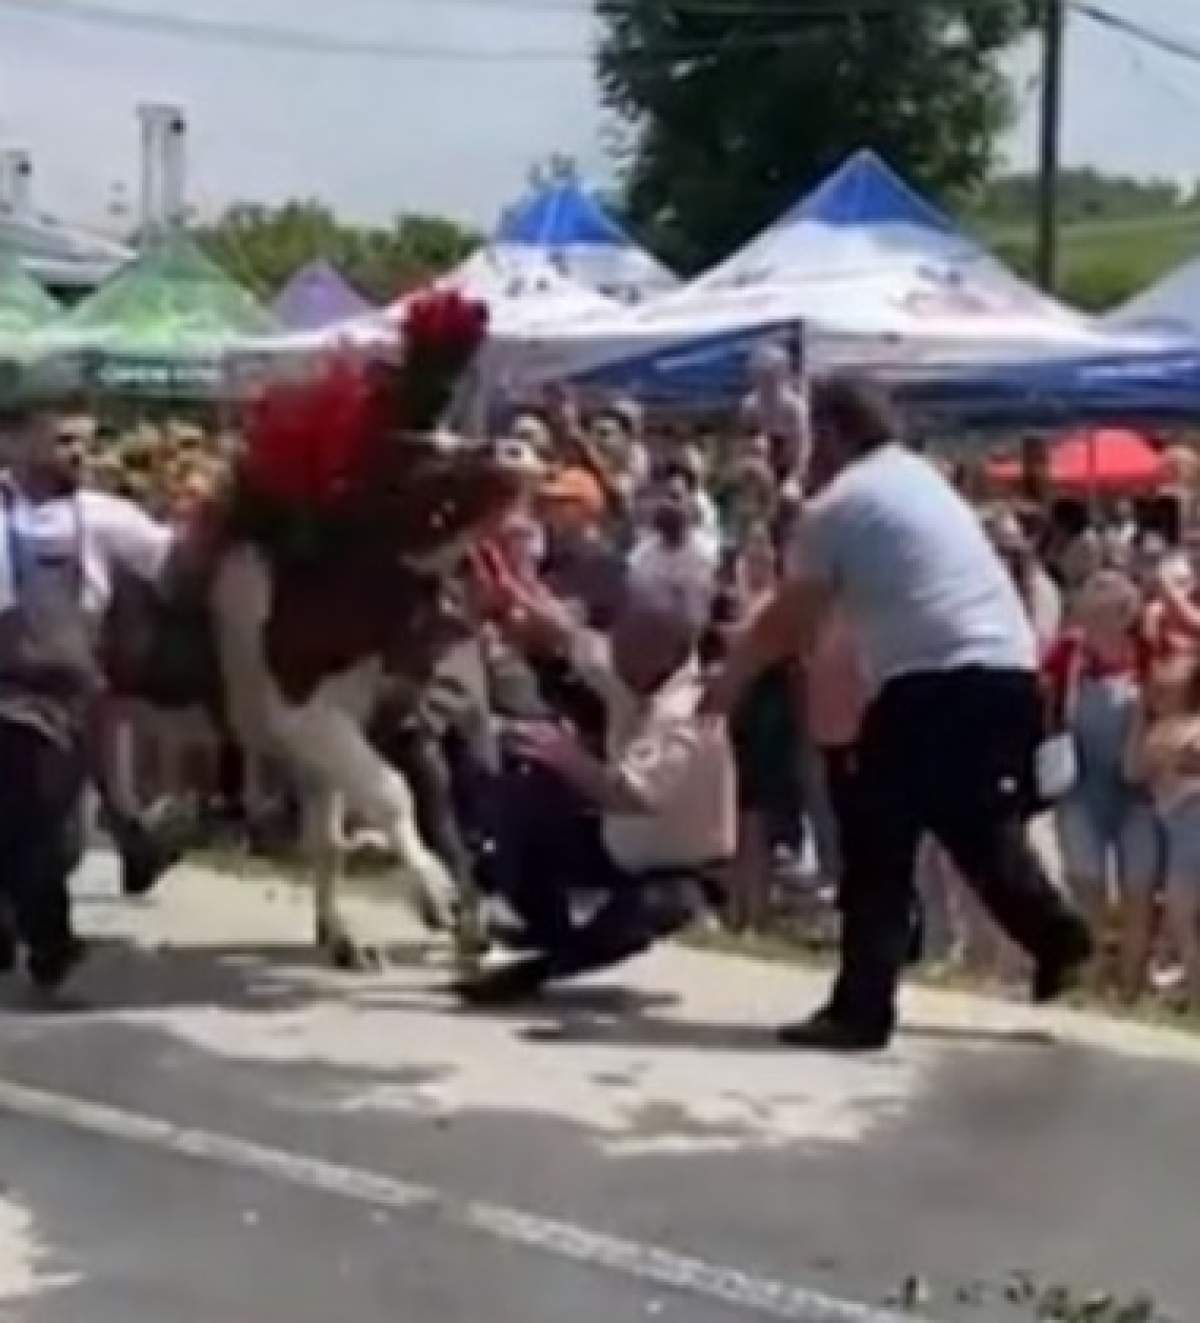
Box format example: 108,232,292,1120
0,488,174,619
798,446,1036,682
629,532,719,627
694,489,722,560
570,632,737,873
1026,564,1063,656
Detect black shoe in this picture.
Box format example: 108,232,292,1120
453,955,554,1006
777,1008,892,1052
118,812,189,898
0,900,16,975
1032,921,1094,1005
27,936,87,992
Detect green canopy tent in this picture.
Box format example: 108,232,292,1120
49,232,278,398
0,253,63,366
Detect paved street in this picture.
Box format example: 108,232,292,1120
0,857,1197,1322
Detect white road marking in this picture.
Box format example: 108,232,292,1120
0,1075,933,1323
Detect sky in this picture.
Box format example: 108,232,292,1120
1,0,1200,237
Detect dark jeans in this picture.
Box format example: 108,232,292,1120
474,758,698,980
0,720,84,958
831,668,1081,1033
732,663,806,855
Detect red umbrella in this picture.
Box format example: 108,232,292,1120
987,428,1167,495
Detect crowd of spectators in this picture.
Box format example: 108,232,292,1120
61,382,1200,1016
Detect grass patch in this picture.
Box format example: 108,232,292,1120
979,211,1200,311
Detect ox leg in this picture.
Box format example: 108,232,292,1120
306,789,380,971
286,703,473,967
209,546,476,970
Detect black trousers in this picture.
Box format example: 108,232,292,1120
0,720,84,958
820,743,861,902
831,668,1080,1032
474,759,696,979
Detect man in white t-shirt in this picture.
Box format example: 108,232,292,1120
712,373,1091,1050
629,477,719,630
0,396,175,990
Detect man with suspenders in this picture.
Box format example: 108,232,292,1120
0,388,174,990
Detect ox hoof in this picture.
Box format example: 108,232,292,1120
328,937,385,973
317,920,384,973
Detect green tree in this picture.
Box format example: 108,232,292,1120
976,168,1195,227
597,0,1040,273
194,200,480,304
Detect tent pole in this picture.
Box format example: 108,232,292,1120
1036,0,1066,293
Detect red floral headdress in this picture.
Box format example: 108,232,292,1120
240,289,489,516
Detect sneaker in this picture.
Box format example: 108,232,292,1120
777,1007,892,1052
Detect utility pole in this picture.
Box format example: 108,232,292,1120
1036,0,1066,292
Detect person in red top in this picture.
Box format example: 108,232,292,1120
1043,569,1162,1002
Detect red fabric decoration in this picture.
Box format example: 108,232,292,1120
398,290,489,431
242,356,380,510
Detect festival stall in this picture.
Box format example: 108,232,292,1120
1,211,132,295
486,151,1200,422
243,244,619,360
493,175,677,304
45,231,278,398
271,259,375,331
0,254,63,365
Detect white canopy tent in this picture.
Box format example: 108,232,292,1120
487,151,1155,388
1105,256,1200,341
491,175,677,304
480,151,1196,422
0,211,132,291
241,152,1200,422
245,245,618,357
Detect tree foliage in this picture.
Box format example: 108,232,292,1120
976,168,1200,227
194,200,480,304
596,0,1041,273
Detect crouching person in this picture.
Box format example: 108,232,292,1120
458,582,736,1003
0,392,175,990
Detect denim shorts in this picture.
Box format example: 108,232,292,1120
1056,784,1163,899
1161,797,1200,894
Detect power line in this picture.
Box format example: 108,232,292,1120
0,0,1072,63
1073,3,1200,70
10,0,1200,76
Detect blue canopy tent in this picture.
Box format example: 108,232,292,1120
494,151,1200,423
494,176,676,304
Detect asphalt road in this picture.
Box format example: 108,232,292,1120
0,857,1196,1323
0,1107,755,1323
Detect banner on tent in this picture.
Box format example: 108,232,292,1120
91,358,227,396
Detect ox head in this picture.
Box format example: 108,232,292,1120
360,432,542,573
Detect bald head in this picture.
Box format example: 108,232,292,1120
610,586,702,695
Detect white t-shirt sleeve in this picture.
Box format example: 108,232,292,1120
83,491,174,584
790,502,841,587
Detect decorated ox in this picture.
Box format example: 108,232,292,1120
104,293,533,968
